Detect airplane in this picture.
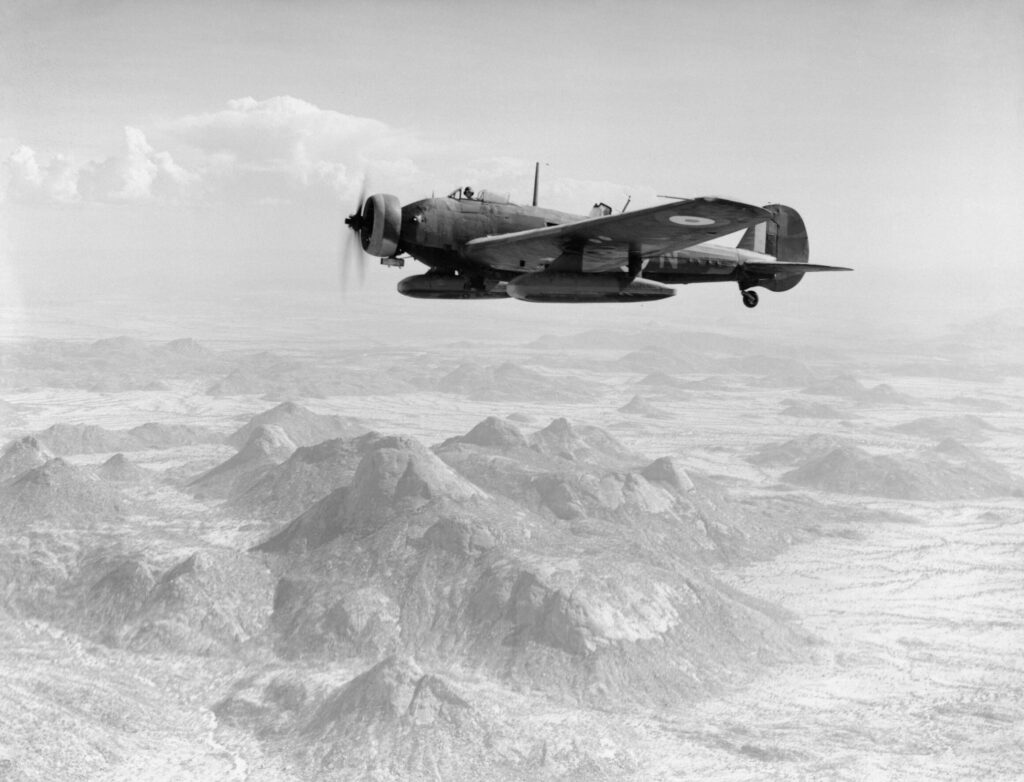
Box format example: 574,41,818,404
343,165,850,307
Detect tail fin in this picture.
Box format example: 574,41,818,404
738,204,808,292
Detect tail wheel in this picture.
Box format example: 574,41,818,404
742,289,759,308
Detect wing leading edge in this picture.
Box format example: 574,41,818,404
465,197,772,273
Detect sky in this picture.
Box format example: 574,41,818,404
1,0,1022,342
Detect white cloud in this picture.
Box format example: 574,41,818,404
2,127,193,204
1,96,644,212
167,96,421,204
3,145,80,203
78,126,196,202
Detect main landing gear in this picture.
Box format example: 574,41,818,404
741,289,759,309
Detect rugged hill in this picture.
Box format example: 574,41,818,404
96,453,150,483
215,656,517,780
125,549,276,655
205,355,417,399
229,433,384,521
34,421,223,455
250,430,811,720
892,414,996,442
529,417,641,469
949,394,1009,412
124,422,224,449
732,354,818,387
749,434,855,468
34,423,135,455
436,417,751,559
780,399,851,419
0,335,233,393
226,401,364,449
617,394,670,418
0,436,54,482
0,458,122,526
189,425,297,500
615,347,700,374
801,375,914,405
782,440,1022,500
635,370,686,389
256,434,485,555
435,362,585,402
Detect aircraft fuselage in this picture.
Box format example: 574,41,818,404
397,195,770,284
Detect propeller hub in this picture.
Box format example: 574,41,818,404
344,211,366,233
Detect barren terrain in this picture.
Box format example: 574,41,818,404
1,294,1021,780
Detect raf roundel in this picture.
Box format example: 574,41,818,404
668,215,716,227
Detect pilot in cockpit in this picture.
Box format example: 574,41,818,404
462,186,474,200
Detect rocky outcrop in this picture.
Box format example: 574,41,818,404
0,436,53,482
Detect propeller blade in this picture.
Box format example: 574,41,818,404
339,175,370,296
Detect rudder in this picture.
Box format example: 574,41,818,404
738,204,808,292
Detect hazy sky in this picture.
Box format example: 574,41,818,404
1,0,1022,339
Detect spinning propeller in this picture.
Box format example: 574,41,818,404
339,176,370,294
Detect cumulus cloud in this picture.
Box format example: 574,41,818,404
166,96,424,204
3,145,80,203
3,127,193,204
2,96,423,206
80,126,196,202
2,96,642,212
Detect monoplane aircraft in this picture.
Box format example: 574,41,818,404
343,167,850,307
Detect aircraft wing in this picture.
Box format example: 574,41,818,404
465,197,772,272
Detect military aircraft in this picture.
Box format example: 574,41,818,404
343,167,850,307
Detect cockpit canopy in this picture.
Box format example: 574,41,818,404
446,186,512,205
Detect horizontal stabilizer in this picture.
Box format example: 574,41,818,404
744,261,852,278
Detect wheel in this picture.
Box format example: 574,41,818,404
742,290,759,308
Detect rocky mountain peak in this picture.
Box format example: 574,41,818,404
0,436,54,482
238,424,297,462
227,401,363,449
531,417,639,468
96,453,148,483
456,416,528,449
348,436,482,514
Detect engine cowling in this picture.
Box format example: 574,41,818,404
359,193,402,257
507,272,675,303
397,274,509,299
